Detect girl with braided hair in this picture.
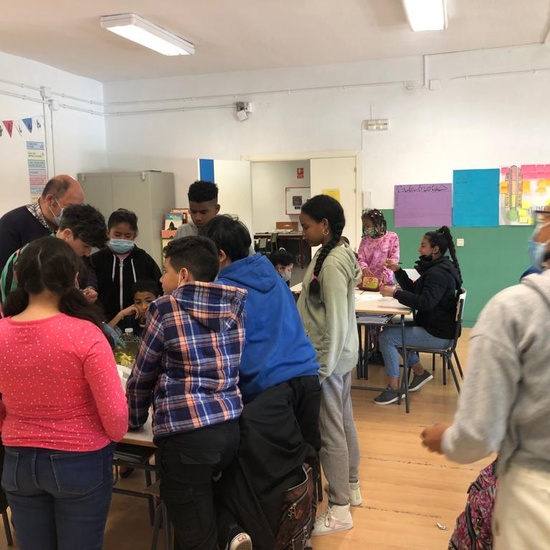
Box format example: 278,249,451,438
376,226,463,405
297,195,362,537
358,209,400,288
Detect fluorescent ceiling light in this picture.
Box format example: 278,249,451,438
402,0,447,32
100,13,195,56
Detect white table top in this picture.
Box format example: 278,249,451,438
118,365,156,448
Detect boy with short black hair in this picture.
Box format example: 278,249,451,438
175,180,220,238
269,248,295,285
108,279,160,335
126,235,249,550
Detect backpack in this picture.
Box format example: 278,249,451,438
275,463,317,550
448,460,498,550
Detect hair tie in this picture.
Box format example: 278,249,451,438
312,275,318,281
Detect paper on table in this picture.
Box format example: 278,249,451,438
355,291,384,301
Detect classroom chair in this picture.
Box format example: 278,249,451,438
112,443,158,525
142,480,172,550
399,289,466,394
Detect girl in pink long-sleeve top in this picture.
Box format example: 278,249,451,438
0,237,128,550
357,209,400,287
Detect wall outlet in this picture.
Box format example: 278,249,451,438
456,238,465,247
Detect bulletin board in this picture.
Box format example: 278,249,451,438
285,187,310,214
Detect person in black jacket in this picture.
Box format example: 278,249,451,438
375,226,463,405
92,209,162,325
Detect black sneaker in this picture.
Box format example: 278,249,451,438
373,386,404,405
408,371,434,392
367,349,385,365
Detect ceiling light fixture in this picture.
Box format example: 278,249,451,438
402,0,447,32
100,13,195,56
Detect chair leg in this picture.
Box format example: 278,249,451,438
442,355,447,386
448,356,461,393
432,353,436,372
453,349,464,379
2,510,13,547
145,470,156,526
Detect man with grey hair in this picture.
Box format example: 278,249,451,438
0,174,84,272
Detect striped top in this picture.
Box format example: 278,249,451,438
126,281,247,442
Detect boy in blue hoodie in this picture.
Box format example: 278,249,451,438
126,236,248,550
201,215,320,548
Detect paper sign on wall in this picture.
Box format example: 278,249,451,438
322,189,340,202
394,184,452,227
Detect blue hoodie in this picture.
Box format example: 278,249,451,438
216,254,319,403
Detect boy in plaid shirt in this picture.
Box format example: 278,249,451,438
126,236,248,550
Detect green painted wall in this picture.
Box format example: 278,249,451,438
381,210,533,327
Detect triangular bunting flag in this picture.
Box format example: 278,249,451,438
0,126,3,137
22,117,33,133
2,120,13,137
34,117,42,129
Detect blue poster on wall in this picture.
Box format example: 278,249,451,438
452,169,500,227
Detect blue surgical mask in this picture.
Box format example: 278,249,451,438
364,228,375,238
49,199,64,226
528,239,546,268
109,238,135,254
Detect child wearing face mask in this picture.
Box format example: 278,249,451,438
526,207,550,274
357,209,400,289
269,248,294,285
92,209,162,327
376,226,463,405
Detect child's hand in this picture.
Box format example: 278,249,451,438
385,259,400,272
82,287,98,303
120,305,139,318
379,285,396,297
420,423,450,454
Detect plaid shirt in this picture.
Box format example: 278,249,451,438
126,281,247,441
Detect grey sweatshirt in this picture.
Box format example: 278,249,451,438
442,271,550,477
298,244,361,382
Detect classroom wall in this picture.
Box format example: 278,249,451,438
103,43,550,322
0,51,107,216
382,210,533,327
251,161,310,233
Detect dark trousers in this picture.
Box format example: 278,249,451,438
2,444,114,550
157,419,240,550
217,375,321,549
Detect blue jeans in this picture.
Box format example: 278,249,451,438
379,325,452,379
2,444,114,550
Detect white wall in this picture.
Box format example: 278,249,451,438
103,43,550,212
251,161,310,233
0,51,106,216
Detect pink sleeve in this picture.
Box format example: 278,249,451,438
357,238,369,270
389,232,400,263
83,332,129,442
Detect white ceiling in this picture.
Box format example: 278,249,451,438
1,0,550,83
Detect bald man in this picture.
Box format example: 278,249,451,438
0,175,84,271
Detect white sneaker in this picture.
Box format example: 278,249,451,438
349,481,362,506
323,482,363,506
227,531,253,550
311,504,353,536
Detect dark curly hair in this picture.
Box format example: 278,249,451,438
361,208,387,237
424,226,462,281
3,237,104,328
59,204,107,249
188,180,219,203
301,195,345,296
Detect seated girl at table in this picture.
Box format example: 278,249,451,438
358,209,400,289
375,226,463,405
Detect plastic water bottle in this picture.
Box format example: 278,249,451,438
121,328,140,360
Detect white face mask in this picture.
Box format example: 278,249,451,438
278,268,292,283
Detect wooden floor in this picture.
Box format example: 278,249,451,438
1,328,494,550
